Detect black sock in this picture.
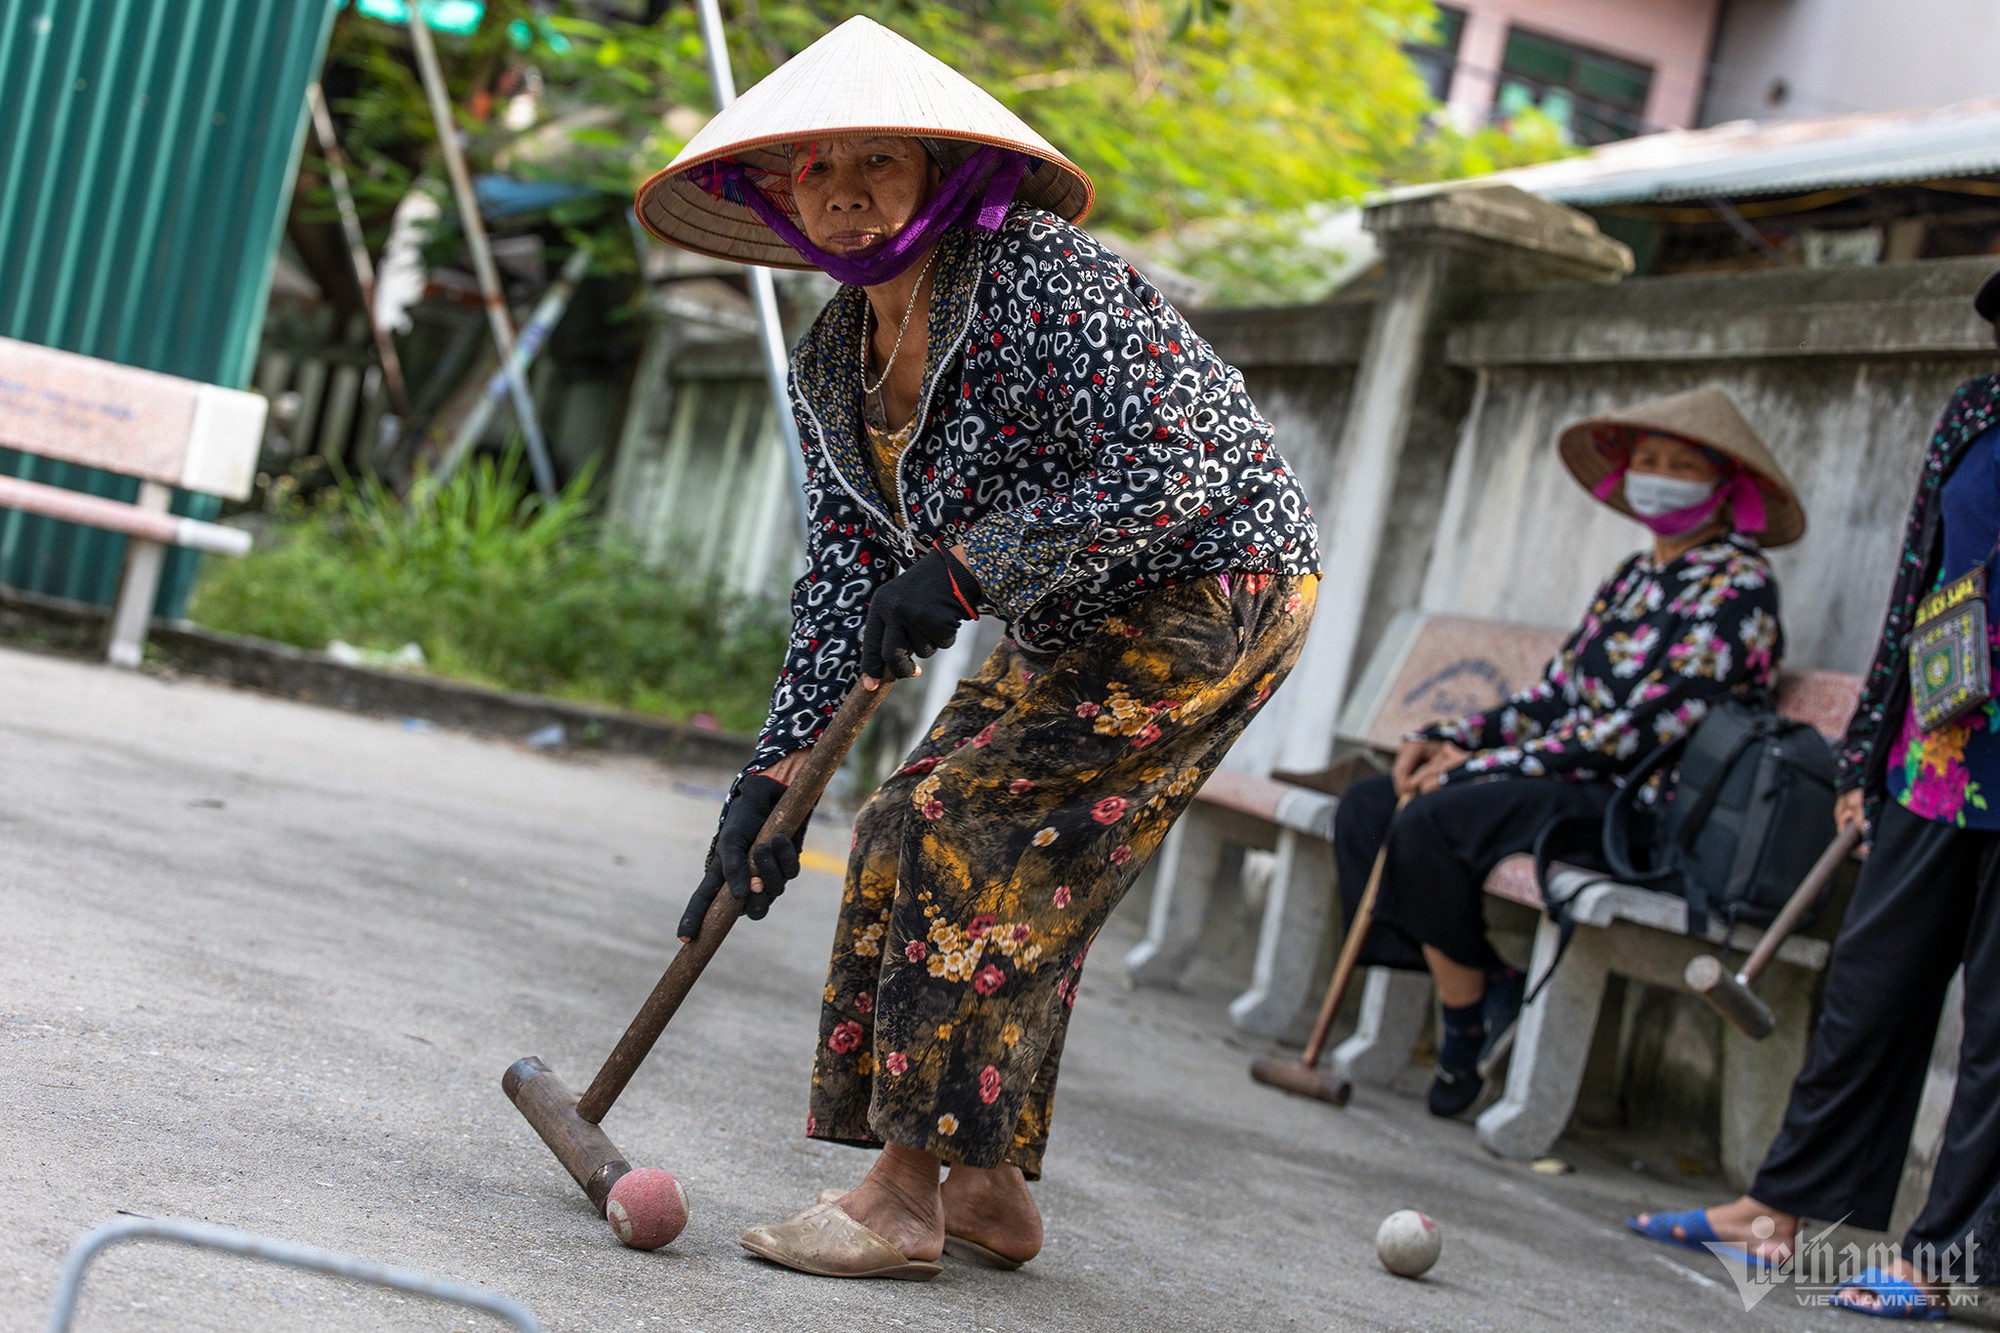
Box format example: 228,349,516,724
1439,999,1486,1071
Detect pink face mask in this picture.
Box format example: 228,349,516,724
1593,464,1767,538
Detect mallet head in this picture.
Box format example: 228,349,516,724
1684,954,1776,1039
504,1056,632,1215
1249,1055,1353,1106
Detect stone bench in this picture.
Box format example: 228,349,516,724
1123,608,1863,1184
1125,610,1568,1037
1330,665,1861,1186
1125,765,1342,1036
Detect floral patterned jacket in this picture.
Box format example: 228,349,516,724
1417,535,1784,785
1840,374,2000,809
748,206,1321,772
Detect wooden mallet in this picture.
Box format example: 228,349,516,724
1685,825,1861,1039
1249,794,1410,1105
504,683,889,1214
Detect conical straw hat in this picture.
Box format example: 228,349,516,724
1558,385,1807,547
636,16,1094,268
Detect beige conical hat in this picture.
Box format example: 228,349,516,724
1558,385,1807,547
635,16,1093,268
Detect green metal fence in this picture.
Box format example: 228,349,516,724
0,0,337,615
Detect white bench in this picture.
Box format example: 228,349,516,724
1329,666,1859,1185
1478,870,1830,1184
0,336,266,665
1125,765,1343,1037
1126,609,1862,1186
1125,611,1567,1037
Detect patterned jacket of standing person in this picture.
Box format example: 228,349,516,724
1840,373,2000,817
746,204,1322,774
1414,533,1785,788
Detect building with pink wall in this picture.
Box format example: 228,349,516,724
1704,0,2000,124
1409,0,1722,142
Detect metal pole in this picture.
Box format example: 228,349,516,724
437,246,593,483
307,82,413,420
404,5,561,498
693,0,808,529
46,1216,541,1333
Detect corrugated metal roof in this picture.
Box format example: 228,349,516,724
1400,95,2000,209
0,0,337,614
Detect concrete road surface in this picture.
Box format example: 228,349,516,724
0,646,1919,1330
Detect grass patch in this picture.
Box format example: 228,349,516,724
188,457,788,734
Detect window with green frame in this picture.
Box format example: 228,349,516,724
1496,26,1653,145
1404,5,1467,103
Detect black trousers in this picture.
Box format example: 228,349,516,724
1332,772,1614,974
1751,798,2000,1283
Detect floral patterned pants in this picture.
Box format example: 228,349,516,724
806,573,1316,1177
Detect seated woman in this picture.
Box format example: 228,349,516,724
1335,386,1800,1117
1630,271,2000,1320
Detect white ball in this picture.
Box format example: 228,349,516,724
1375,1209,1442,1278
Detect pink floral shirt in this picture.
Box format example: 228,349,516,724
1886,422,2000,828
1418,536,1784,787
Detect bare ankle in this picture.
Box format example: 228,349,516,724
945,1163,1028,1194
1734,1196,1796,1234
838,1149,946,1261
867,1144,940,1193
939,1164,1043,1263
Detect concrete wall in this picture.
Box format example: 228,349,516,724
1445,0,1721,133
1424,257,1998,674
1189,259,1997,729
605,330,804,608
1182,305,1366,774
1703,0,2000,124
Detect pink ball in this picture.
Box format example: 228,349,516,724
605,1168,688,1250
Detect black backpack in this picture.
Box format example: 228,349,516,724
1528,696,1838,1002
1601,695,1839,935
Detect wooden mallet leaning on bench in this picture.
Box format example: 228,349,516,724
1248,795,1411,1106
1685,825,1862,1038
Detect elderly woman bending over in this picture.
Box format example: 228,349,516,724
636,18,1318,1280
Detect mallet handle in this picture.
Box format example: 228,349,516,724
575,682,890,1123
1299,794,1409,1069
1737,824,1861,987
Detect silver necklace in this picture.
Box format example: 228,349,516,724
859,247,939,397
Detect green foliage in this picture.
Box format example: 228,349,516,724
188,457,789,733
319,0,1574,272
318,0,711,271
908,0,1434,233
1149,208,1363,308
1142,103,1578,306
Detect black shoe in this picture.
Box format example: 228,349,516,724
1428,1061,1484,1117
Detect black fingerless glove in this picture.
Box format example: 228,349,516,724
678,774,812,941
859,546,982,682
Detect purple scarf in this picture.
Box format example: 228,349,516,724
691,145,1030,287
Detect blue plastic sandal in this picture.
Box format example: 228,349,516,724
1625,1208,1777,1271
1831,1267,1947,1321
